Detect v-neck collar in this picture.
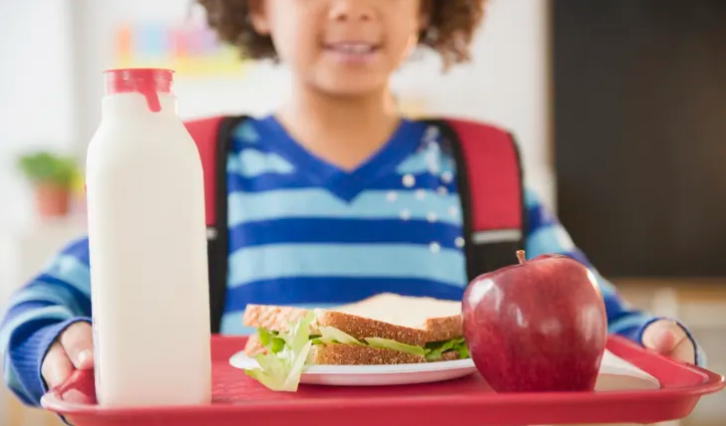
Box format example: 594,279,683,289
255,115,424,202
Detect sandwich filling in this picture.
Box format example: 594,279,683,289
244,312,470,392
260,325,469,362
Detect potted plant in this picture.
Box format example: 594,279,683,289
17,150,80,219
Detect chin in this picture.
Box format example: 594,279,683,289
321,84,382,97
313,74,389,98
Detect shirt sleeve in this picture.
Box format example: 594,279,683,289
522,188,705,367
1,237,93,407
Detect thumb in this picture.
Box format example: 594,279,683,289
642,320,678,354
59,321,95,370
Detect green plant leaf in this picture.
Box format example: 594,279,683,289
16,151,78,187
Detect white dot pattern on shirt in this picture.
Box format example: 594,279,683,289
425,126,439,140
441,171,453,184
398,130,459,243
403,174,415,188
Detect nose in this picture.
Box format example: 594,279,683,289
329,0,374,22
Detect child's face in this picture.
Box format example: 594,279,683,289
251,0,426,96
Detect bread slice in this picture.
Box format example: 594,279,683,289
242,293,463,347
242,294,465,365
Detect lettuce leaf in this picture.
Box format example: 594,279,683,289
244,312,314,392
258,328,286,354
365,337,427,356
457,341,470,359
319,326,362,345
425,337,469,361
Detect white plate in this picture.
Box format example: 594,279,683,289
229,351,478,386
595,350,661,391
230,349,661,389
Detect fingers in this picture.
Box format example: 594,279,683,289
642,320,695,364
642,320,678,353
59,321,95,370
668,334,696,364
41,342,74,389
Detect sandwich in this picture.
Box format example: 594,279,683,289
241,293,470,391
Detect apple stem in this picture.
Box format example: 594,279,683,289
516,250,527,265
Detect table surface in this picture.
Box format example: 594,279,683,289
614,278,726,303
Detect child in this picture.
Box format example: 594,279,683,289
1,0,703,407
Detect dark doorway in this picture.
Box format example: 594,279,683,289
553,0,726,277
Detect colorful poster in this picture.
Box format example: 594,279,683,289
114,22,249,78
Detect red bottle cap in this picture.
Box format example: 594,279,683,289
104,68,174,113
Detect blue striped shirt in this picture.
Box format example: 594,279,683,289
1,116,703,406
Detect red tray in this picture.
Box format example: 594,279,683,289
41,335,724,426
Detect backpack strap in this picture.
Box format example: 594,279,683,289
184,115,249,333
423,118,527,281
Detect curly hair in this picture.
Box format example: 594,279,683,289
197,0,487,69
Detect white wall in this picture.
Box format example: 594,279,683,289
73,0,555,209
0,0,78,226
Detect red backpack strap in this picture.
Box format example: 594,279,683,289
184,116,226,229
425,118,526,281
184,115,249,333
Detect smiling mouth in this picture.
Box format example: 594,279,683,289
324,42,380,55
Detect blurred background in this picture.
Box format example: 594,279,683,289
0,0,724,425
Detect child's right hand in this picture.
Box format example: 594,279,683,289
41,322,94,389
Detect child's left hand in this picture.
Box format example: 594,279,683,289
642,320,696,364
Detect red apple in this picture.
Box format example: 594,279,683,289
462,250,608,392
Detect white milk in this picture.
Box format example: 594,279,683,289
85,69,212,407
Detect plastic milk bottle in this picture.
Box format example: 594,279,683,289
85,68,212,407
